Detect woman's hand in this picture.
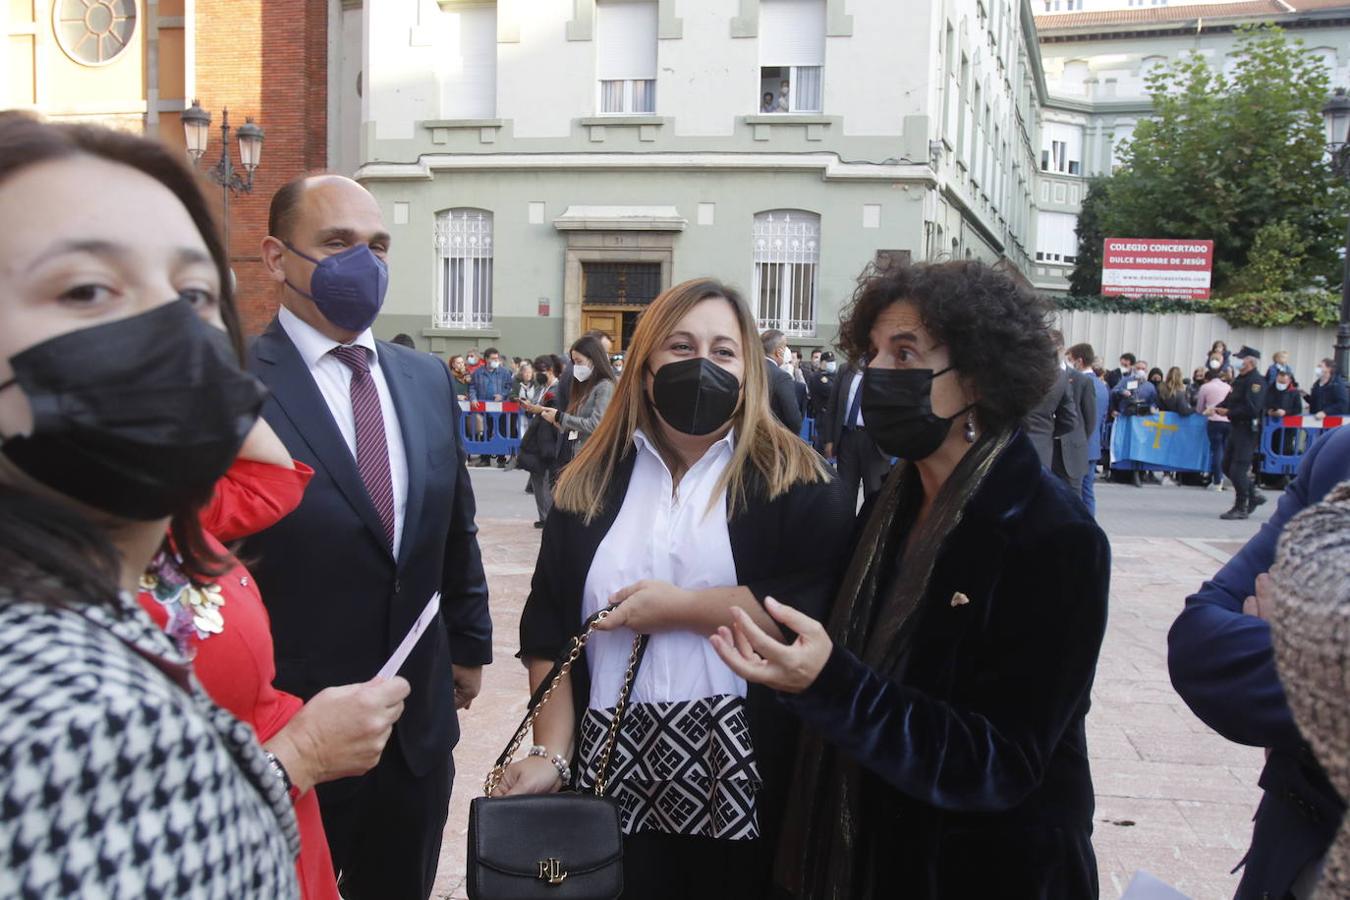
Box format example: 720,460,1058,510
597,579,694,634
494,757,564,797
267,676,410,792
710,598,833,694
520,399,543,415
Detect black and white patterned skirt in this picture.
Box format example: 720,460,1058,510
576,693,761,840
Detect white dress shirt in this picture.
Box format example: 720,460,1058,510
582,428,744,709
844,369,865,428
279,307,410,556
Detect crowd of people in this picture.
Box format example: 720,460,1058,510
1,111,1347,900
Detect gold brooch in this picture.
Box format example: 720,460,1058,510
950,592,971,608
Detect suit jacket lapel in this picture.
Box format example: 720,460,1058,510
252,321,394,557
379,344,426,570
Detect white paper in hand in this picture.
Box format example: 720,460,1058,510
377,592,440,680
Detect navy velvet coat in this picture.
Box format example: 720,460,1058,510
781,431,1110,899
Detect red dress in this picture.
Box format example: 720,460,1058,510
137,459,340,900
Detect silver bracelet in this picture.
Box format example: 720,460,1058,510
527,744,571,786
263,751,293,793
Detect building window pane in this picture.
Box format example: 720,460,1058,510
752,211,819,337
794,66,822,112
632,78,655,113
600,80,625,113
597,0,657,115
435,209,494,329
55,0,136,66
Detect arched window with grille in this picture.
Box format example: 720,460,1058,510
752,210,819,337
435,209,493,329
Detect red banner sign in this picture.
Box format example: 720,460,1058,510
1101,238,1214,299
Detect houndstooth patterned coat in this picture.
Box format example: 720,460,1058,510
0,584,299,899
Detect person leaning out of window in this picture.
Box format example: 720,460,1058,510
710,261,1111,899
504,278,853,898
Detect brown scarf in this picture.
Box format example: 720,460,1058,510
776,428,1014,899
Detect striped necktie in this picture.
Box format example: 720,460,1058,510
331,345,396,549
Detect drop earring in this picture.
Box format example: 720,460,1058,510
963,410,977,443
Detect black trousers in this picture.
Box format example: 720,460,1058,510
622,832,772,899
836,428,891,510
1223,422,1258,506
316,741,454,900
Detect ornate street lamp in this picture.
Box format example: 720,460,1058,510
1322,88,1350,377
182,99,264,254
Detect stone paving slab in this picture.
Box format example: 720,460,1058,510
426,520,1263,900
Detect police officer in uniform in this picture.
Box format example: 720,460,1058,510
807,351,838,451
1216,346,1269,520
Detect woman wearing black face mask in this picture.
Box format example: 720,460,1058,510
502,279,852,898
0,113,301,895
711,261,1111,899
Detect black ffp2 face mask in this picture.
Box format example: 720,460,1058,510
649,357,741,436
861,365,970,462
0,299,267,520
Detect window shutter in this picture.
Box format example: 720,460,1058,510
759,0,825,67
596,0,658,80
442,5,497,119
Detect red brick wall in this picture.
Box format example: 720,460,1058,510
194,0,329,335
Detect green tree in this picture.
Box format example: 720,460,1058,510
1075,26,1348,293
1068,177,1109,295
1225,220,1310,294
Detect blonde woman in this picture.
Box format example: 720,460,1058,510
505,278,853,898
1156,366,1194,416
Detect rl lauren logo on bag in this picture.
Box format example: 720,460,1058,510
537,858,567,885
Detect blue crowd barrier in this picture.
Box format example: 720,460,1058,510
459,408,525,457
1258,417,1340,476
457,405,820,459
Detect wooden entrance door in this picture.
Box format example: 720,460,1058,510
581,261,662,353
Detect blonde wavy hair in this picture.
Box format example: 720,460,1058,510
553,277,830,523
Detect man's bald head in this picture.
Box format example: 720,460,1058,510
268,174,380,244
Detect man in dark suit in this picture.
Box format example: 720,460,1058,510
1023,332,1080,484
807,351,838,450
761,328,804,436
821,359,891,509
1106,352,1135,390
1068,342,1109,514
243,175,493,900
1050,334,1095,492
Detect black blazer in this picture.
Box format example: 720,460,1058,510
1023,367,1079,473
241,321,493,779
765,359,804,436
820,365,863,451
519,449,852,873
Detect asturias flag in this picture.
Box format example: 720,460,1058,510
1111,411,1210,472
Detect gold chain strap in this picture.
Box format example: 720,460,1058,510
482,609,644,798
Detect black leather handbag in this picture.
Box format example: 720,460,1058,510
466,609,647,900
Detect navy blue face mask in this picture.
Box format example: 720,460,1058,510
284,242,389,333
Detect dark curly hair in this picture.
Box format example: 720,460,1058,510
837,260,1058,432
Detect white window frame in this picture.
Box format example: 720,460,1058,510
752,211,819,337
595,0,657,115
598,78,656,114
434,209,494,330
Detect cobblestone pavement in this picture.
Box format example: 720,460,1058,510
429,515,1265,900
